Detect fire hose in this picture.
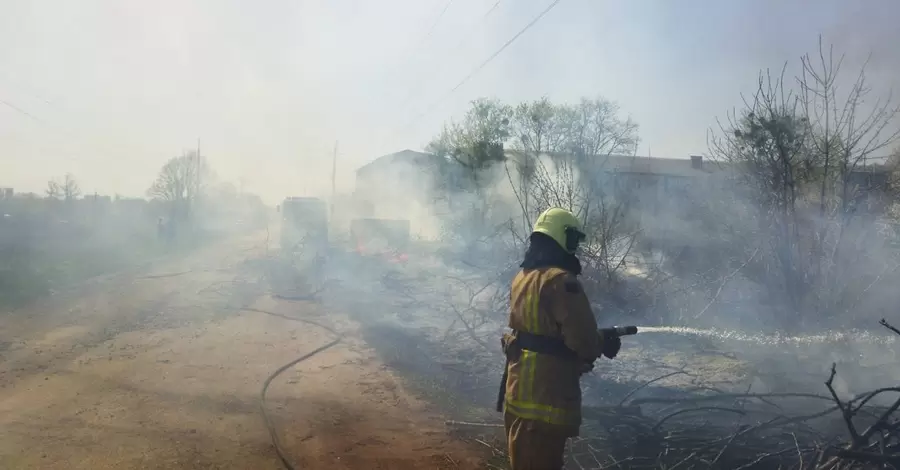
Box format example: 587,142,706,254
257,308,637,468
251,307,343,470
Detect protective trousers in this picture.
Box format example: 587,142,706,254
504,411,568,470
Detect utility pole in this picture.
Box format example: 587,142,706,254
330,141,338,223
197,138,202,188
194,138,201,222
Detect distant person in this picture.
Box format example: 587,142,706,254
497,207,620,470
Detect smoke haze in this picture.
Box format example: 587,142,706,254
2,0,899,202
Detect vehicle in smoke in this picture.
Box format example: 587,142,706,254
349,218,410,262
279,197,328,261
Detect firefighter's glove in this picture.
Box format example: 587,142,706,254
602,335,622,360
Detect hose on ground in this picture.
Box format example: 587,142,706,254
251,307,343,470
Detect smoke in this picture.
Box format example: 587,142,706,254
308,139,900,417
4,3,900,461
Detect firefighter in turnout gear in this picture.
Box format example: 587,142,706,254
498,207,621,470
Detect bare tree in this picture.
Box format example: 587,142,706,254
798,38,900,316
507,98,639,225
430,96,643,294
504,98,564,232
709,41,900,329
505,97,642,290
710,67,814,322
511,97,569,156
61,173,81,202
147,150,211,222
45,180,62,200
800,36,900,220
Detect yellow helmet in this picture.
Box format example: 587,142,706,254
531,207,586,254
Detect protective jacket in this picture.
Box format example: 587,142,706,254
501,266,604,437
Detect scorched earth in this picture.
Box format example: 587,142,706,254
0,231,488,470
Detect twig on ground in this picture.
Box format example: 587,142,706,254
445,420,504,428
618,369,689,407
138,270,193,280
694,247,759,320
880,318,900,337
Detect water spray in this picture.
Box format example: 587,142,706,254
631,326,898,346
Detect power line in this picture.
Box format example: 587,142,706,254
396,0,564,135
0,90,126,169
423,0,456,43
395,0,504,113
374,0,458,103
400,0,457,75
0,98,44,123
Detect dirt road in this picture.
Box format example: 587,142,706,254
0,233,487,469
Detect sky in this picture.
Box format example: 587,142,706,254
1,0,898,203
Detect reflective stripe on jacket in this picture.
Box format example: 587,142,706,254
503,267,603,435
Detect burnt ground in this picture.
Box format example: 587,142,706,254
309,249,900,469
0,232,487,470
4,230,895,470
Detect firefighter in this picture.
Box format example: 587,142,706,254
497,207,621,470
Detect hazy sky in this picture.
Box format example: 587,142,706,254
1,0,898,202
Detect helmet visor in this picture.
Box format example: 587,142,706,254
564,226,586,252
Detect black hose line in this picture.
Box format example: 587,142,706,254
250,307,343,470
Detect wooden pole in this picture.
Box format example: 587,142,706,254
331,141,337,223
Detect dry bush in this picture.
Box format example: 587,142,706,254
708,40,900,331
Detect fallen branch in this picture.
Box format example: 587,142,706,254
445,420,504,428
138,270,193,280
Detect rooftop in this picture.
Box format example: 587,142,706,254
356,149,731,179
355,150,444,177
604,155,727,177
505,150,728,177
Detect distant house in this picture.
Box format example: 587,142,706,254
354,149,731,215
601,154,729,207
846,166,892,216
593,154,891,215
353,149,457,218
355,149,894,238
504,151,732,212
84,193,113,204
354,149,444,196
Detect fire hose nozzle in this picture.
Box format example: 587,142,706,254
599,325,638,338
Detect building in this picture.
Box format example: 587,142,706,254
354,149,443,198
355,149,893,238
353,149,456,219
602,154,729,208
845,166,892,216
354,149,730,214
504,150,732,214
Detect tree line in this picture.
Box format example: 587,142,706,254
429,38,900,331
707,38,900,329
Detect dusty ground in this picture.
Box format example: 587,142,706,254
0,232,488,469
